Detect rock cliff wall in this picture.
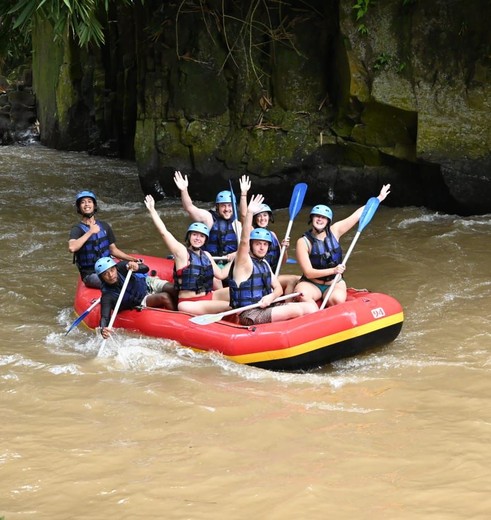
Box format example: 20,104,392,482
30,0,491,214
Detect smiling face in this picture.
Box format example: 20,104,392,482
250,239,270,259
78,197,96,217
217,203,233,220
100,266,118,285
188,231,207,249
311,214,329,232
254,211,270,228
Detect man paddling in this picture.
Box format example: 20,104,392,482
95,257,177,339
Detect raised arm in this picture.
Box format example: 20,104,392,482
144,195,188,263
332,184,391,239
238,174,251,223
232,194,264,284
173,170,213,228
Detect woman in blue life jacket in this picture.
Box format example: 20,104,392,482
96,257,177,339
238,175,300,294
68,190,139,288
144,195,231,315
294,184,391,307
173,171,238,262
229,193,317,326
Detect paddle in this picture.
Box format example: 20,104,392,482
189,292,301,325
229,179,242,240
97,268,133,356
65,297,100,335
319,196,381,310
274,183,308,276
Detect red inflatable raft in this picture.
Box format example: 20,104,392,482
73,255,404,371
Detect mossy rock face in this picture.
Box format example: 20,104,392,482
217,129,249,170
172,60,229,120
271,15,328,112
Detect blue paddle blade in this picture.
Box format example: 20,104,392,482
288,183,308,220
65,310,89,335
358,197,380,232
229,179,238,221
286,258,297,264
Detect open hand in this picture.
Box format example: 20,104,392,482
378,184,391,202
239,175,251,195
144,194,155,211
173,171,188,191
248,193,265,215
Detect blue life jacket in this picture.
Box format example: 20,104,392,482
303,230,342,282
102,271,147,309
264,230,280,271
174,249,213,294
75,220,111,270
204,210,237,256
229,256,272,308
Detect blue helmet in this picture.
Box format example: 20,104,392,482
215,190,233,204
186,222,210,239
76,190,97,206
95,257,117,276
249,228,273,243
310,204,333,221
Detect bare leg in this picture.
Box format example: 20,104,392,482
270,301,318,322
293,280,322,305
146,292,176,311
278,274,300,295
325,280,348,307
178,299,230,314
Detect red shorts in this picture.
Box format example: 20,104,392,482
178,292,213,304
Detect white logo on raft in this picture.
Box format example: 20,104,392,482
371,307,386,319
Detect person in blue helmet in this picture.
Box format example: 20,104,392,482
173,171,238,262
294,184,391,307
144,194,231,315
68,190,139,289
95,257,177,339
228,193,318,326
238,175,300,294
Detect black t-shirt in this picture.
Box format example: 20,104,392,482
70,220,116,277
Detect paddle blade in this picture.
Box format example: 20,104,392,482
65,298,100,335
189,312,224,325
358,197,380,233
229,179,238,221
65,312,88,335
288,183,308,220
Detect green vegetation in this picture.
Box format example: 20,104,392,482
352,0,372,35
0,0,142,76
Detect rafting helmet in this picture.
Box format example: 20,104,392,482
253,203,274,224
75,190,97,215
310,204,333,221
215,190,233,204
249,228,273,244
186,222,210,240
95,257,117,276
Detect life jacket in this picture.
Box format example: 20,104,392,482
204,210,237,256
174,249,213,294
229,256,272,308
102,271,147,309
303,229,343,282
74,220,111,270
264,230,280,271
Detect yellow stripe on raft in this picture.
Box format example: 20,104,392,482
223,311,405,364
